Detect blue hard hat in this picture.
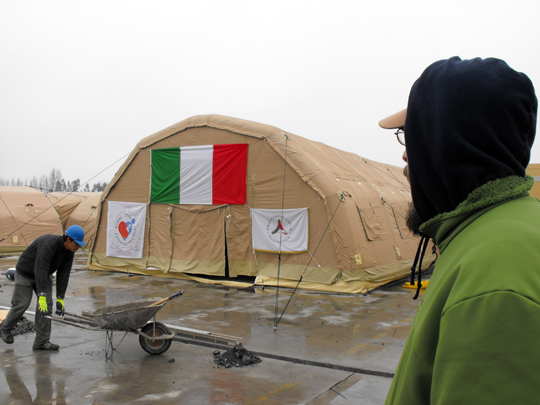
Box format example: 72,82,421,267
65,225,85,246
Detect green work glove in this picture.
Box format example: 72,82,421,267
38,295,48,313
56,298,65,316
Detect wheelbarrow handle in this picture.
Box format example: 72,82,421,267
169,290,185,301
148,290,185,307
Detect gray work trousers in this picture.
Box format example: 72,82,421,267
0,270,53,345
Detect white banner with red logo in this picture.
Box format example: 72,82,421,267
251,208,308,253
106,201,147,258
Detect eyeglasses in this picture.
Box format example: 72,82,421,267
394,128,405,146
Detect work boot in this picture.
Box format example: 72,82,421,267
32,341,59,351
1,328,14,344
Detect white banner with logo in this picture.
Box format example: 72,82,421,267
107,201,147,258
251,208,308,253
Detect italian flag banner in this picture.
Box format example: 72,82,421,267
251,208,308,253
150,144,248,205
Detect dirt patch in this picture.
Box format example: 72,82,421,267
1,316,35,336
213,343,262,368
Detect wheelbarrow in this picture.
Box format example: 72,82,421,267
46,290,185,356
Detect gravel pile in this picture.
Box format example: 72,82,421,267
213,343,262,368
1,316,35,336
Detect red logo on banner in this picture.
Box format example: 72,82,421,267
118,221,129,240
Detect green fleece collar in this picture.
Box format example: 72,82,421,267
419,175,534,252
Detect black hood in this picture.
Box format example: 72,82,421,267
405,56,538,223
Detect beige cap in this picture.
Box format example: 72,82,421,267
378,108,407,129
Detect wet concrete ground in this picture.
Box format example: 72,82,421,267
0,253,424,404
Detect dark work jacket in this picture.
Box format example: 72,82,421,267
16,234,74,297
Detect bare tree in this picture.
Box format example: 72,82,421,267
49,168,63,192
38,174,50,192
1,169,109,193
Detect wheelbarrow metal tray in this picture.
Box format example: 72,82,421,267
87,299,164,331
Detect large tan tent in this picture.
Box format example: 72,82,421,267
0,186,63,255
88,115,433,293
46,192,101,247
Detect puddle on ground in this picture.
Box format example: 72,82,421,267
88,271,112,276
195,284,257,294
149,280,174,286
111,276,145,282
235,287,257,294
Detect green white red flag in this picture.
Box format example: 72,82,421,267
150,144,248,205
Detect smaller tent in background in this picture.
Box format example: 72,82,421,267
47,192,101,247
46,193,84,228
64,192,100,247
0,186,63,255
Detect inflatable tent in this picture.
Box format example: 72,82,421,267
88,115,432,293
47,192,101,247
0,186,63,255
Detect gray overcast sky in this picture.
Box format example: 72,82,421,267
1,0,539,185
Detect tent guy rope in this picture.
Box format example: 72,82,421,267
273,192,345,330
270,132,347,330
273,133,290,330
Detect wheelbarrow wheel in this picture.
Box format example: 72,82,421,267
139,322,172,355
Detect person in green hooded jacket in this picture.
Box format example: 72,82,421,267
379,57,539,404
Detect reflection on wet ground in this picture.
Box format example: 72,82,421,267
149,279,175,286
0,252,423,404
